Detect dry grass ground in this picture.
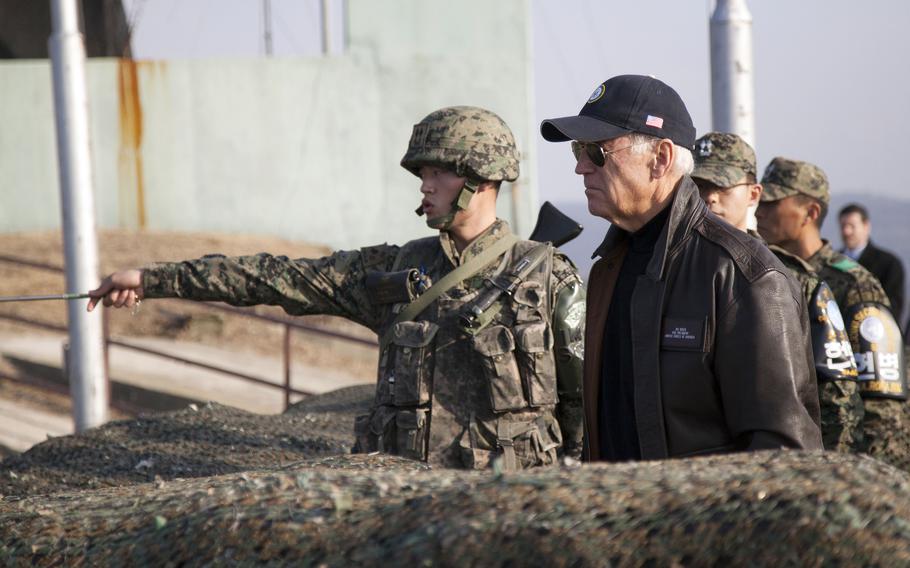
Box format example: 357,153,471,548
0,229,379,382
0,230,379,457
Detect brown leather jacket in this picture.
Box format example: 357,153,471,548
583,178,823,460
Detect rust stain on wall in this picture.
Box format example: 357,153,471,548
117,58,147,228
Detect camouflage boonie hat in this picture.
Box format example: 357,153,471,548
400,106,520,182
691,132,756,188
760,157,829,203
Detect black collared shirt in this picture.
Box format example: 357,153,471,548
599,203,671,461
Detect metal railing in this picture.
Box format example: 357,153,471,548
0,254,377,411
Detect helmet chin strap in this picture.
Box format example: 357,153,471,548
415,180,479,231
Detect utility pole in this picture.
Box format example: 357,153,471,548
49,0,109,431
321,0,331,55
709,0,755,147
263,0,274,56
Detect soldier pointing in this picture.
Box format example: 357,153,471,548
88,106,586,470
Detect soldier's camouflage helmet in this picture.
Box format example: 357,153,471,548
691,132,757,188
760,157,830,204
400,106,520,183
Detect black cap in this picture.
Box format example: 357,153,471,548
540,75,696,149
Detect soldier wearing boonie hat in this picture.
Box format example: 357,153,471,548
691,132,762,233
756,157,907,465
88,106,587,471
694,138,862,452
759,157,831,204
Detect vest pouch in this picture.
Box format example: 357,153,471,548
522,416,561,468
388,321,439,406
514,321,558,406
513,281,546,323
492,416,561,471
352,407,397,454
395,408,428,462
473,325,527,412
457,417,497,470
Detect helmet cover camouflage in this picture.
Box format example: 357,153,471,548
400,106,520,182
691,132,757,188
760,157,830,204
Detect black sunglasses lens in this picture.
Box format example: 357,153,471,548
571,142,605,167
586,144,605,167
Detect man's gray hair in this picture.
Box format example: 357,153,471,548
628,133,694,176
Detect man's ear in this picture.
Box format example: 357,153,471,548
748,183,763,207
805,200,822,225
652,139,674,179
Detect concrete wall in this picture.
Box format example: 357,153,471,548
0,0,536,250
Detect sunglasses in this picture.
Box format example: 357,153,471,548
570,140,649,167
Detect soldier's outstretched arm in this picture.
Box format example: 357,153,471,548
552,269,586,459
87,247,401,331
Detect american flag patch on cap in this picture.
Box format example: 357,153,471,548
645,115,664,128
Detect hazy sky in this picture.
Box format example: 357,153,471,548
122,0,910,206
533,0,910,207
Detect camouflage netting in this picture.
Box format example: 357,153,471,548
5,384,910,565
3,451,910,566
0,385,374,496
862,394,910,472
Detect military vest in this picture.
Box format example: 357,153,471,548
353,234,563,470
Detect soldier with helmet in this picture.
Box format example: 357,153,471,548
692,133,863,452
87,106,587,470
755,157,907,462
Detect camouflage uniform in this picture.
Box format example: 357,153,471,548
761,157,907,459
142,106,586,470
807,243,908,457
693,135,863,452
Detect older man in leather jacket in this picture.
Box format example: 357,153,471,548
541,75,822,460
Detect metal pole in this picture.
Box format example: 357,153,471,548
709,0,755,147
321,0,331,55
263,0,274,57
283,325,292,410
340,0,348,52
49,0,109,431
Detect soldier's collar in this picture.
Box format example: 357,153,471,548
439,218,511,267
806,239,834,267
768,243,816,273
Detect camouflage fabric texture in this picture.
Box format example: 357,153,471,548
765,241,864,453
760,157,830,203
142,219,585,470
400,106,521,182
6,447,910,566
691,132,757,188
808,241,910,467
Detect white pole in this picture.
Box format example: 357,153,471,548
49,0,108,431
263,0,274,57
709,0,755,147
321,0,331,55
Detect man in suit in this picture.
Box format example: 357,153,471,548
839,203,905,324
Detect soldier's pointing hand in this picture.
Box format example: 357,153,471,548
87,269,144,312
